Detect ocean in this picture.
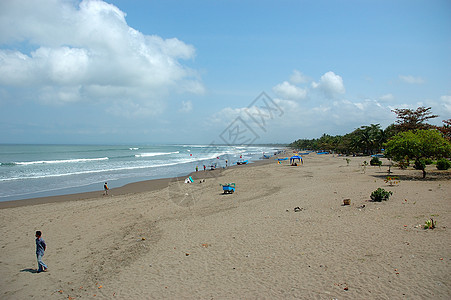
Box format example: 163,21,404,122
0,144,281,202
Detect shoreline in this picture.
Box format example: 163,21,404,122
0,157,273,209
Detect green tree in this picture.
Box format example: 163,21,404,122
348,124,385,155
362,124,385,154
384,129,451,178
384,123,397,140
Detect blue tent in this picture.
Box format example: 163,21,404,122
290,155,303,164
276,157,289,161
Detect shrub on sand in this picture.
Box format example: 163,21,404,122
370,157,382,166
436,158,450,170
370,188,393,202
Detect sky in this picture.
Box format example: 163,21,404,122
0,0,450,145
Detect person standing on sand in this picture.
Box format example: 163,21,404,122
35,231,48,273
196,166,198,172
104,182,109,195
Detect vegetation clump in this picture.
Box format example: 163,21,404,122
424,158,433,165
344,158,351,165
370,188,393,202
436,158,450,170
384,129,451,178
370,156,382,166
384,176,399,186
424,219,435,229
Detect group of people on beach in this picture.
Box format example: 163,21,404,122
195,160,229,172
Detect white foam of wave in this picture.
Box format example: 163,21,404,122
181,145,210,148
1,146,278,183
135,151,179,158
14,157,109,166
0,152,231,183
0,158,198,182
129,147,139,150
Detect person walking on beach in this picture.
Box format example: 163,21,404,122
103,182,109,195
35,231,48,273
196,165,198,172
203,165,206,171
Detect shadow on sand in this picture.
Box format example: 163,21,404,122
371,170,451,181
20,268,37,274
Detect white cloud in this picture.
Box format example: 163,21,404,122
0,0,203,115
399,75,425,84
179,100,193,113
440,95,451,114
272,81,307,100
289,70,308,84
312,71,345,98
210,106,250,125
379,93,394,102
38,85,83,104
213,70,399,140
274,98,299,111
211,96,394,142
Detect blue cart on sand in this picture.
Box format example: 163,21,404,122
221,183,236,194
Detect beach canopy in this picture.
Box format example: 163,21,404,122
290,155,303,164
276,157,289,161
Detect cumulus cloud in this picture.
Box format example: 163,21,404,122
312,71,345,98
399,75,425,84
0,0,203,115
272,81,307,100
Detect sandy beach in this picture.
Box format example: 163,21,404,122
0,154,450,299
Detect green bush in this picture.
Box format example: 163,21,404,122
370,157,382,166
370,188,393,202
436,158,450,170
424,158,433,165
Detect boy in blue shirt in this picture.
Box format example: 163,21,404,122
35,231,48,273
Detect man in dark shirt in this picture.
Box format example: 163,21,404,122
35,231,48,273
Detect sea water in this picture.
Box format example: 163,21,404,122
0,144,281,202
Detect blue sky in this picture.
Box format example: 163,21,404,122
0,0,450,145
